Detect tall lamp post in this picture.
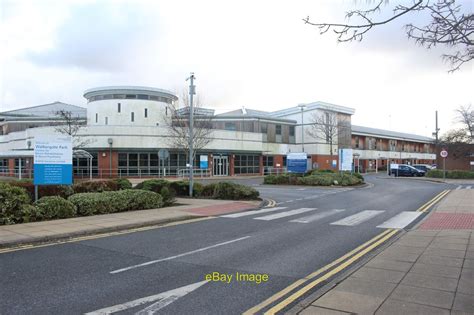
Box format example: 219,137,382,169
298,104,306,152
186,73,195,197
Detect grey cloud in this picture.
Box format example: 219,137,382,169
25,2,162,72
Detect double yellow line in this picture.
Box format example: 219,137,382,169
244,229,398,315
245,189,451,314
417,189,450,213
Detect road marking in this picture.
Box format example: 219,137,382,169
263,229,399,314
466,186,472,190
254,208,318,221
243,229,395,315
290,209,345,223
376,211,423,229
220,207,287,218
417,190,450,213
456,185,462,190
297,188,306,191
285,200,294,203
85,280,207,314
330,210,384,226
110,236,250,274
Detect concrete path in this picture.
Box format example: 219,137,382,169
299,189,474,315
0,198,261,248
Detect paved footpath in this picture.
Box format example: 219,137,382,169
299,189,474,315
0,198,261,248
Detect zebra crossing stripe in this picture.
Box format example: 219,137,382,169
376,211,423,229
290,209,345,224
456,185,462,190
466,186,472,190
221,207,287,218
330,210,384,226
254,208,318,221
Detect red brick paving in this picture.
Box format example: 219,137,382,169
187,202,257,216
420,212,474,230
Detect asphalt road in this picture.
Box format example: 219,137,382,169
0,175,452,314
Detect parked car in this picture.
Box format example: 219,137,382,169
413,164,434,172
390,164,425,177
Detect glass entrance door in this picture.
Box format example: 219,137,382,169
213,156,229,176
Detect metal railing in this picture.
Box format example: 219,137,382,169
177,168,211,178
263,167,287,175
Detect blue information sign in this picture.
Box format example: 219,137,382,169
34,136,73,185
287,153,307,173
199,155,208,169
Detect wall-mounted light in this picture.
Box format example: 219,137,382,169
27,140,32,149
107,138,113,146
102,152,107,157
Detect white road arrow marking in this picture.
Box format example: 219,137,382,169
84,281,207,315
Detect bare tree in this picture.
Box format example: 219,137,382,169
307,111,339,157
164,90,215,162
304,0,473,72
455,104,474,142
53,110,91,149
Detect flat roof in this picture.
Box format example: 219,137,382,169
352,125,434,143
83,86,178,100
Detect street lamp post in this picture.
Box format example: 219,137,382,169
187,73,195,197
298,104,306,152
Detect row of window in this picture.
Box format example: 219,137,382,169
234,154,260,174
353,136,433,153
94,107,149,124
87,94,173,104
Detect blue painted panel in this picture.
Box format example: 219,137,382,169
287,159,307,173
34,164,72,185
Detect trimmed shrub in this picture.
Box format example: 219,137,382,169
264,175,290,185
134,179,170,192
114,178,132,190
68,193,115,216
296,173,362,186
201,183,217,198
426,169,474,179
34,196,77,219
8,181,74,199
212,182,260,200
72,180,119,193
18,204,43,223
0,182,32,225
68,189,163,216
351,172,365,182
160,186,176,206
169,181,204,197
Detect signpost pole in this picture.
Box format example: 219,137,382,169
443,157,446,180
34,185,38,202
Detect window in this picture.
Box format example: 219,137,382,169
144,108,148,118
137,94,148,100
234,155,260,174
95,113,98,123
225,122,236,131
260,123,267,133
125,94,136,99
276,125,282,143
118,103,121,113
105,117,108,125
131,112,135,122
355,136,360,149
289,126,295,144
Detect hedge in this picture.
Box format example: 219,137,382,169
8,181,74,200
68,189,163,216
72,180,119,193
114,178,132,190
266,172,362,186
201,182,260,200
34,196,77,220
426,169,474,179
135,179,203,198
0,182,32,224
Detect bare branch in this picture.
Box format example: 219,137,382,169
304,0,473,71
53,110,92,149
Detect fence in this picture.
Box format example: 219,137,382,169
263,167,287,175
177,168,212,178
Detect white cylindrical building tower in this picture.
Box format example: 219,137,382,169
83,86,178,126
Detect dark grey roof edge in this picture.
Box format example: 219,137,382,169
0,102,86,115
352,125,434,142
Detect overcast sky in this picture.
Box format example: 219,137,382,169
1,0,472,137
